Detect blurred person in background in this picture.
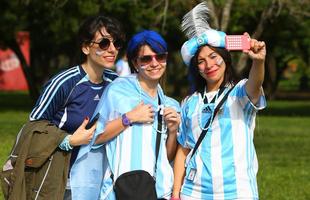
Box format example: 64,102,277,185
115,54,131,76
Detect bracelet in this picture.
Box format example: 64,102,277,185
170,197,181,200
58,135,73,151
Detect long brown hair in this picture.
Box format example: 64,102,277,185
189,45,237,94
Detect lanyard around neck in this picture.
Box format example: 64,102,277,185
202,87,225,104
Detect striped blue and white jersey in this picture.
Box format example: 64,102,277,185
94,74,180,199
178,79,266,200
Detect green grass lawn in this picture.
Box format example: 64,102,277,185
0,92,309,199
255,116,310,199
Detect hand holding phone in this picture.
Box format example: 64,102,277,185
86,113,100,129
225,35,250,52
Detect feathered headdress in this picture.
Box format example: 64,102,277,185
181,1,210,38
180,2,226,66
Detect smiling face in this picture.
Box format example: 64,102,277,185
82,27,120,69
197,45,226,90
134,45,167,83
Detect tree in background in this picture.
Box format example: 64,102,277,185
204,0,310,98
0,0,309,101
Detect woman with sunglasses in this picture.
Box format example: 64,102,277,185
82,30,181,200
29,14,129,199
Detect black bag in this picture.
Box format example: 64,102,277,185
113,97,163,200
114,170,157,200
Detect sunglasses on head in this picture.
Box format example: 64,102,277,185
137,53,168,65
92,38,123,50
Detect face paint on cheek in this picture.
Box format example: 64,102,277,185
140,65,148,69
216,58,223,65
95,50,104,56
139,61,166,70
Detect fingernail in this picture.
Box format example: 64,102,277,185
85,116,89,120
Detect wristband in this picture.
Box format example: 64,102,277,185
58,135,73,151
121,113,132,126
170,197,181,200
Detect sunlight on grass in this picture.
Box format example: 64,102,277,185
0,97,309,199
255,116,310,200
0,111,28,165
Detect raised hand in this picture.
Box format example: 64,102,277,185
244,32,266,62
244,32,266,104
69,117,96,146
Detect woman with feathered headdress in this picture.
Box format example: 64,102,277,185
172,2,266,200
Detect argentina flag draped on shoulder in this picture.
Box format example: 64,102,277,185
99,74,179,199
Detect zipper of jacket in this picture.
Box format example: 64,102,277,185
34,155,54,200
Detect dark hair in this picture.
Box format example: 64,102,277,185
126,30,167,73
77,15,125,63
189,45,236,94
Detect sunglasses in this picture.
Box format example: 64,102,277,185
137,53,168,65
92,38,123,50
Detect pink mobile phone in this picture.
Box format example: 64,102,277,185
225,35,250,51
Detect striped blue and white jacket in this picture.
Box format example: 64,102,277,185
71,74,180,200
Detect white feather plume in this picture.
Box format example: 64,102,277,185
181,2,211,39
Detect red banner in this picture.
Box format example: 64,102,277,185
0,31,30,91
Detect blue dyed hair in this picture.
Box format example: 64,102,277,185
127,30,167,73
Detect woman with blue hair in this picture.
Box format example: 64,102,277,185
92,30,181,199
